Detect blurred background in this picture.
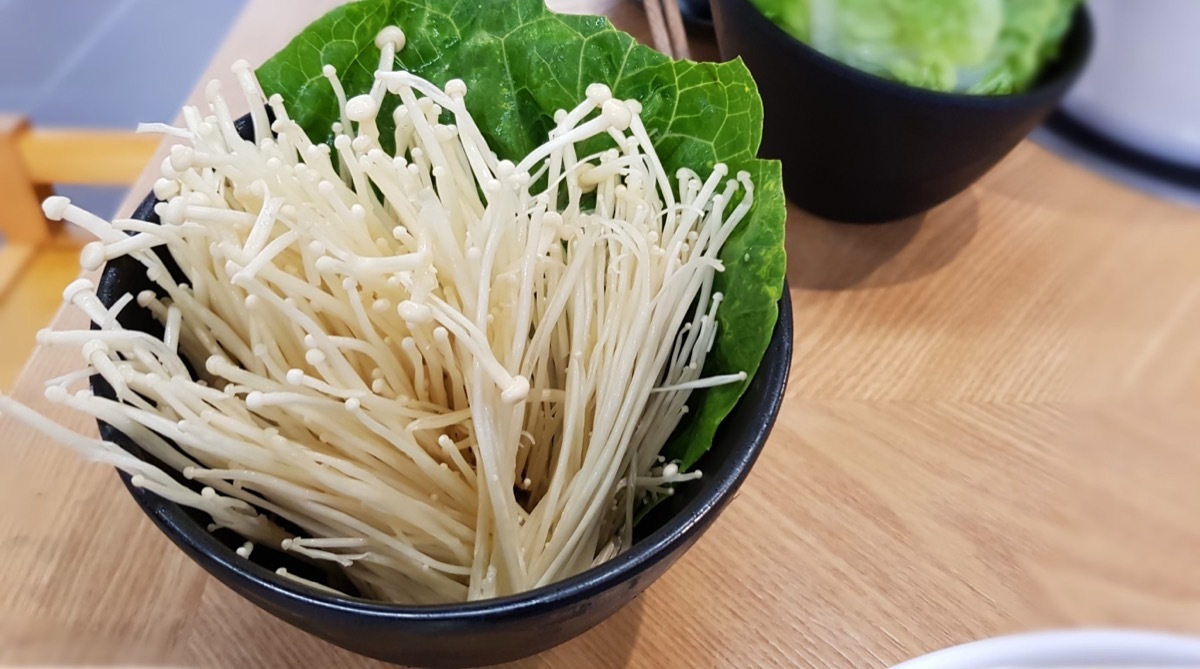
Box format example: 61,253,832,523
0,0,244,387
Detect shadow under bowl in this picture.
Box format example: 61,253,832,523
711,0,1094,223
89,114,794,668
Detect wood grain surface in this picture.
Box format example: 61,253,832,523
1,1,1198,667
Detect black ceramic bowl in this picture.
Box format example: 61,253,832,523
90,116,794,668
712,0,1093,223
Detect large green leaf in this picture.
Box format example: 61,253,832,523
257,0,786,470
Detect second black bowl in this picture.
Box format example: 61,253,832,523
712,0,1093,223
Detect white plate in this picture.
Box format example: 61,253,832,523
892,630,1200,669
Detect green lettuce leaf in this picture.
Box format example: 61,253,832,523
256,0,787,470
748,0,1081,94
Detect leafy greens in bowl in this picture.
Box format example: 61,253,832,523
712,0,1090,221
747,0,1083,94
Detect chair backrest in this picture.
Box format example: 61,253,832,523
0,114,160,246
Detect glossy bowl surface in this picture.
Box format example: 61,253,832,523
91,115,794,668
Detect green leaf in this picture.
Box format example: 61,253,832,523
256,0,787,471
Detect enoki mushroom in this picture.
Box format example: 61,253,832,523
0,25,755,604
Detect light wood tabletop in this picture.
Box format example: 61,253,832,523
2,1,1199,667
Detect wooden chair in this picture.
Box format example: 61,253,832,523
0,114,160,297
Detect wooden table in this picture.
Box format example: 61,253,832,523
3,1,1199,667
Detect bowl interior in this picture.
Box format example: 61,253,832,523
91,114,794,617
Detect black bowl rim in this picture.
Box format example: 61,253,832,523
103,188,794,622
725,0,1094,107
